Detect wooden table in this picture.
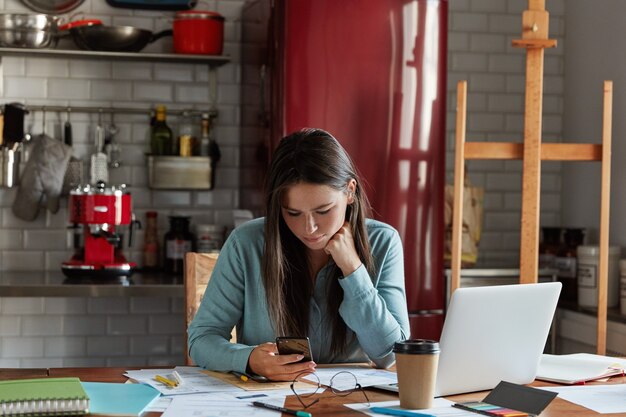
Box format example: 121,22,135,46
1,367,625,416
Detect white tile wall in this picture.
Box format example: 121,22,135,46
447,0,566,267
0,0,245,366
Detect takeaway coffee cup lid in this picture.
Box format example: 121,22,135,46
393,339,440,354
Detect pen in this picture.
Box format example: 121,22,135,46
232,371,249,382
154,374,178,388
232,371,269,383
370,406,436,417
252,401,312,417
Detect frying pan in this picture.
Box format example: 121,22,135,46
68,25,172,52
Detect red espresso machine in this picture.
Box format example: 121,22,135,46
62,182,137,278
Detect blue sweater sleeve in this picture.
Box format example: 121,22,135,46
337,226,410,368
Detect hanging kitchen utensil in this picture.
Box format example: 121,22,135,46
63,108,72,146
67,24,172,52
3,103,28,147
62,109,83,195
21,0,85,14
105,113,122,168
90,116,108,184
105,0,195,11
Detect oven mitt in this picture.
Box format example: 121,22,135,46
12,134,71,221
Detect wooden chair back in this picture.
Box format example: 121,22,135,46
184,252,236,365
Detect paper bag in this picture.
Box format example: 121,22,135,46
444,177,484,267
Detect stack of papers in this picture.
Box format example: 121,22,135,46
536,353,626,384
124,367,244,395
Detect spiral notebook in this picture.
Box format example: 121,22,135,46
0,377,89,416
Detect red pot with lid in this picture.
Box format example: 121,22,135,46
173,10,224,55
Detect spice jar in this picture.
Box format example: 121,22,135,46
143,211,159,270
555,228,585,303
539,227,561,269
164,216,195,275
196,224,224,253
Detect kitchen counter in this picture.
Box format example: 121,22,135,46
0,271,183,297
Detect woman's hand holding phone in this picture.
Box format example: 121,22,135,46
248,342,316,381
324,221,362,277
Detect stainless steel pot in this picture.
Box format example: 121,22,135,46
0,13,58,48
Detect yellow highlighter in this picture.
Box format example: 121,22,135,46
155,374,178,388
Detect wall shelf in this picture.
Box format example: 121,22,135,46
0,47,230,66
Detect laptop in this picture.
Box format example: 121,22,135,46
375,282,562,396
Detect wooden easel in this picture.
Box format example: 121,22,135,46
450,0,613,355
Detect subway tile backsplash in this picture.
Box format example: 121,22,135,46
0,0,247,366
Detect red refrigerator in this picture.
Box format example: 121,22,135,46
244,0,448,339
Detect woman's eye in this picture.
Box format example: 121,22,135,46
286,211,300,217
317,209,331,215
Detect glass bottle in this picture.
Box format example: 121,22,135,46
177,111,197,157
164,216,195,275
150,105,173,156
143,211,159,270
207,115,221,189
200,113,211,157
555,228,585,303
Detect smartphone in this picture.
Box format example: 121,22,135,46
276,336,313,362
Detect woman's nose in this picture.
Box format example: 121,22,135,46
305,215,317,234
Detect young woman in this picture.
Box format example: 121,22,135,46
188,128,410,381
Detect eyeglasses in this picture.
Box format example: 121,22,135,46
291,371,371,409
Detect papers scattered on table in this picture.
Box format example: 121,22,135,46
347,398,478,417
302,366,398,391
161,392,287,417
536,353,626,384
125,366,244,395
540,384,626,414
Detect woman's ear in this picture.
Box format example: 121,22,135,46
347,179,357,204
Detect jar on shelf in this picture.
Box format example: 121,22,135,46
143,211,160,270
196,224,224,253
555,227,585,303
164,215,195,275
539,227,561,269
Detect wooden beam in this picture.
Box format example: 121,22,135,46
542,143,602,161
597,81,613,355
519,48,544,284
450,81,467,296
528,0,545,11
512,39,557,49
464,142,602,161
465,142,522,159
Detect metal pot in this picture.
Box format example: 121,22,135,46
173,10,224,55
68,25,172,52
20,0,85,15
0,13,58,48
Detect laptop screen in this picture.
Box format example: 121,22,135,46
434,282,561,396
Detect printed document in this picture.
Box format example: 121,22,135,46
541,384,626,414
302,366,397,391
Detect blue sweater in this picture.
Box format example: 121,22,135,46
188,217,410,372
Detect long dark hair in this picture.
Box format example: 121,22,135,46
263,128,374,355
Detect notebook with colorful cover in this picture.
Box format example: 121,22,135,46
0,377,89,416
